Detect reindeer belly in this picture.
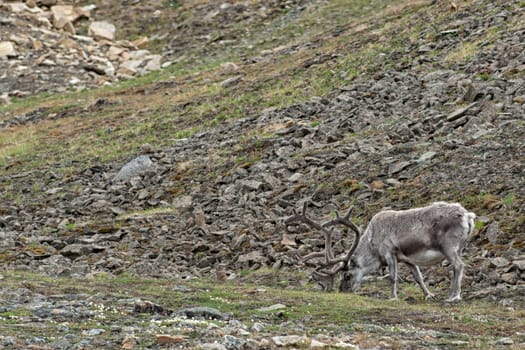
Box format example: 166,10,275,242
402,249,445,266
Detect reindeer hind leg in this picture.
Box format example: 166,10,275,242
406,262,435,300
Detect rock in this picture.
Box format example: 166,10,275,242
486,221,503,244
490,257,510,268
385,178,402,187
257,304,286,312
221,62,239,74
121,335,138,349
144,55,162,71
494,337,514,345
281,234,296,247
221,75,243,88
118,59,142,76
84,328,105,336
512,260,525,271
272,335,309,347
114,155,153,181
63,21,76,35
310,339,328,349
446,102,478,122
460,82,483,103
134,300,172,315
178,307,230,320
388,160,411,175
332,341,359,349
500,272,517,284
60,244,104,259
0,42,17,58
5,2,32,13
156,335,185,345
89,21,116,41
240,180,264,191
200,344,227,350
51,5,79,29
237,250,266,264
288,172,304,182
1,336,17,347
223,335,244,349
417,151,437,163
251,322,265,332
0,93,10,104
132,37,149,48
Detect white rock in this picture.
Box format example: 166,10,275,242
288,172,303,182
72,35,95,44
118,59,142,75
36,16,52,28
200,344,227,350
310,339,328,349
512,260,525,271
69,77,81,85
6,2,32,13
272,335,309,347
130,49,151,60
77,4,97,18
490,257,510,268
418,151,437,163
0,93,11,105
250,322,265,332
161,61,172,68
333,342,359,349
9,34,30,46
114,155,153,181
88,21,116,41
0,42,17,58
51,5,79,29
495,337,514,345
107,46,126,60
257,304,286,312
144,55,162,72
221,62,239,74
104,63,115,76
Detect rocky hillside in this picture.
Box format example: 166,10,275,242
0,0,170,102
0,0,524,348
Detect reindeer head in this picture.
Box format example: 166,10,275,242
339,263,369,292
339,239,382,293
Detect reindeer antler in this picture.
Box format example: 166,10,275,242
285,203,362,291
322,207,362,269
286,202,335,264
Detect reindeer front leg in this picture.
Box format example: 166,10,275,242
385,253,399,299
442,246,464,302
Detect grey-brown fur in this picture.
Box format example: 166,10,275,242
339,202,476,301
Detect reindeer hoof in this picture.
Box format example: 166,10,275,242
445,296,461,303
424,293,436,300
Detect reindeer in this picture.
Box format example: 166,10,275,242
286,201,476,301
